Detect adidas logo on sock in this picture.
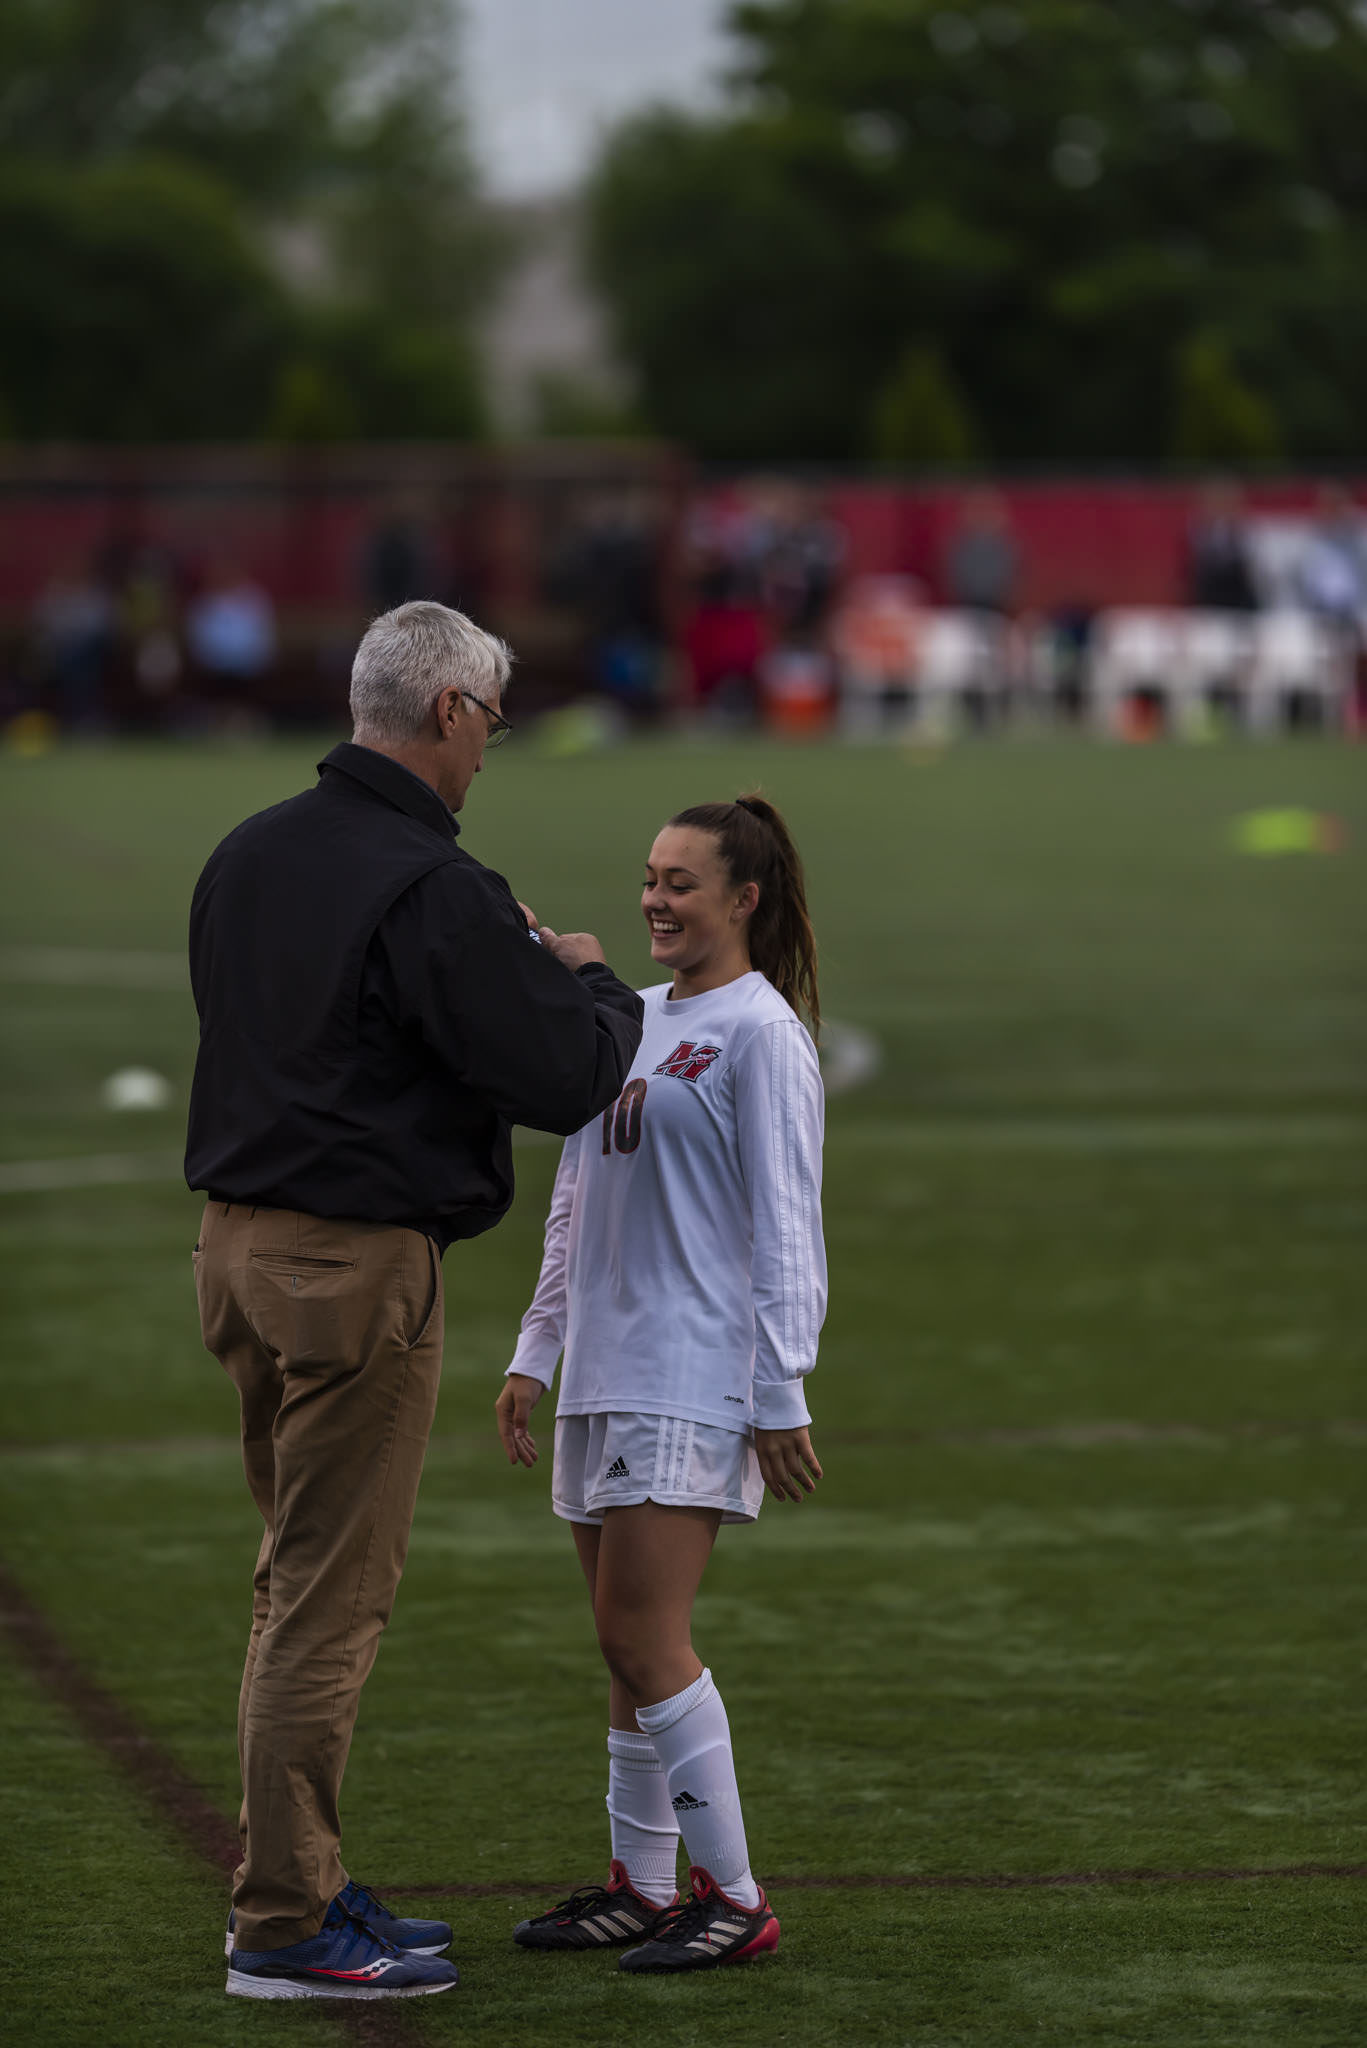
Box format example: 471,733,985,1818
671,1789,708,1810
605,1456,630,1480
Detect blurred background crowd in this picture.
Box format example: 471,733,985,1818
2,0,1366,742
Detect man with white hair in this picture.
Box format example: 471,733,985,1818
186,602,643,2002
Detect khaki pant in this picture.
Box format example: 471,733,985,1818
194,1201,444,1950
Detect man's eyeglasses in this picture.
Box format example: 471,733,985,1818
460,689,512,748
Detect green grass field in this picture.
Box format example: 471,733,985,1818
1,733,1364,2047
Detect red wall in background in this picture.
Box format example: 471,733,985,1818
0,445,685,621
0,476,433,620
2,452,1363,619
822,478,1367,611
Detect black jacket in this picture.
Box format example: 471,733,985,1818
185,743,643,1248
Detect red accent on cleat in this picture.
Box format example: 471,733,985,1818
731,1917,781,1960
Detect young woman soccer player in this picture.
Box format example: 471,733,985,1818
495,794,826,1974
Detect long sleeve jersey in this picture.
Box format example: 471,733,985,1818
508,971,826,1431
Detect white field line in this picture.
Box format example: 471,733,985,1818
0,954,886,1092
0,947,188,990
0,1152,185,1194
3,1110,1357,1198
4,1418,1361,1465
831,1113,1365,1153
3,954,1352,1165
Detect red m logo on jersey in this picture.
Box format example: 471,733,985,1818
653,1039,722,1082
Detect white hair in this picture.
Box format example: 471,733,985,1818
349,601,512,745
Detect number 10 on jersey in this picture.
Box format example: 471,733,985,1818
602,1079,647,1155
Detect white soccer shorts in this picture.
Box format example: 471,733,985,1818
552,1411,764,1526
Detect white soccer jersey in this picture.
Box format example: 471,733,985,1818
508,972,826,1433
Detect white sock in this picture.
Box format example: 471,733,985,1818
635,1669,761,1909
606,1727,679,1906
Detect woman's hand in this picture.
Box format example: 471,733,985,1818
495,1373,545,1467
754,1426,823,1503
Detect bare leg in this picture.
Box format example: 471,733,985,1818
573,1506,723,1904
590,1502,721,1713
571,1518,635,1730
570,1519,600,1597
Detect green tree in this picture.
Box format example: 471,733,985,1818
0,158,286,438
1169,331,1283,465
586,0,1367,461
871,344,981,464
0,0,496,438
586,108,886,460
532,372,644,441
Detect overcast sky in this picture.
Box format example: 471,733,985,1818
461,0,733,199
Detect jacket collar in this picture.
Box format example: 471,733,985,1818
318,742,460,840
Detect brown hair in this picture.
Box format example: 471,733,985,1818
667,792,820,1040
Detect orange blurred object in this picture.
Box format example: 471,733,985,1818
758,647,835,735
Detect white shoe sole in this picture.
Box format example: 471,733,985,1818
226,1974,458,2000
225,1933,448,1958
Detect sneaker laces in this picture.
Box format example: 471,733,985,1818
647,1873,718,1944
324,1895,400,1957
340,1880,398,1926
541,1880,619,1921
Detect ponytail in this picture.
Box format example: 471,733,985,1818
666,792,821,1041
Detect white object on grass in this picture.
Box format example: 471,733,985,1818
820,1019,881,1096
101,1067,174,1111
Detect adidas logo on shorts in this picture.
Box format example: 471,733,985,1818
671,1789,708,1811
605,1455,630,1480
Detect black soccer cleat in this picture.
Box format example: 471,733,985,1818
512,1859,675,1950
618,1865,780,1972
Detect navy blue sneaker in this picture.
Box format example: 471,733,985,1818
226,1897,459,2001
226,1880,452,1958
335,1880,452,1955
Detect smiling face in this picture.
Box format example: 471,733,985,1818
642,825,758,996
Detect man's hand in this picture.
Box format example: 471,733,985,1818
495,1372,545,1466
754,1426,823,1503
537,926,607,971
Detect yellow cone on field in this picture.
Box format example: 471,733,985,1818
3,710,59,756
1230,808,1345,856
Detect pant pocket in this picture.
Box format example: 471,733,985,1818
401,1233,443,1353
243,1254,363,1373
249,1253,357,1272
